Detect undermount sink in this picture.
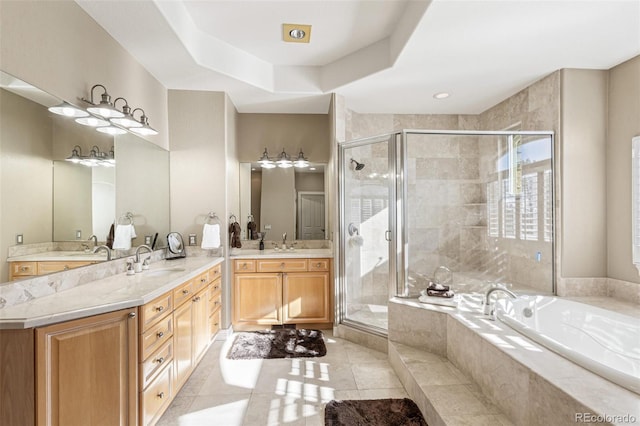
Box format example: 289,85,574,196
145,267,186,277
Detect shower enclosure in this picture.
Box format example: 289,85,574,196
338,130,554,334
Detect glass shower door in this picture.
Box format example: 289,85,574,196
339,135,394,332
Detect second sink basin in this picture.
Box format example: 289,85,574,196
146,267,186,277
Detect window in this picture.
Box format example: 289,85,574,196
520,173,538,241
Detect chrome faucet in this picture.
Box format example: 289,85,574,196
88,235,98,245
135,244,153,263
93,245,112,260
282,232,287,248
482,285,518,316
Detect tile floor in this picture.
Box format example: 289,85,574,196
157,330,407,426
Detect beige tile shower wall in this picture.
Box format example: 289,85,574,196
607,55,640,284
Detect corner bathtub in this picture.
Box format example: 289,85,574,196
495,296,640,394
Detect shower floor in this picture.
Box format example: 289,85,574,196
346,303,389,330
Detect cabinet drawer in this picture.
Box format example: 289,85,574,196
140,339,173,390
173,279,195,307
210,263,222,281
140,293,172,331
11,261,36,277
308,258,331,272
140,315,173,360
257,259,308,272
210,308,222,337
234,259,256,273
209,291,222,316
37,261,93,275
140,362,173,426
210,277,222,296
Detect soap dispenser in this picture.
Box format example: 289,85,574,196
259,233,265,251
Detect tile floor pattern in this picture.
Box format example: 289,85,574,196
157,331,407,426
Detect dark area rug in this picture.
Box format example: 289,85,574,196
325,398,427,426
227,328,326,360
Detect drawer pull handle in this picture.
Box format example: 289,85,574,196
128,312,137,318
63,265,69,270
157,331,164,339
214,300,220,305
214,270,219,274
280,263,285,268
155,306,164,312
156,357,165,364
214,322,219,326
241,264,247,269
214,285,219,291
193,296,201,302
157,392,165,399
182,289,189,295
20,266,29,272
316,263,322,267
201,278,206,283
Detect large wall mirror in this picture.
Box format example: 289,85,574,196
0,70,170,283
239,163,327,241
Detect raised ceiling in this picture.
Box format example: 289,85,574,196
77,0,640,114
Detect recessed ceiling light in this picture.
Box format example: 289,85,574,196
433,92,450,100
283,23,311,43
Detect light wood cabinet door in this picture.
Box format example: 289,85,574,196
192,287,210,364
36,308,138,426
282,272,331,323
172,301,193,393
234,273,282,325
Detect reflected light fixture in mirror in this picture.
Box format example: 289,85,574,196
258,148,276,169
65,145,115,168
293,150,309,168
258,148,310,169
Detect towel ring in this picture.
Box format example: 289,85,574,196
117,212,134,225
206,212,220,225
229,214,237,223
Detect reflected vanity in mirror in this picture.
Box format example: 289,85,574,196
239,162,327,242
0,70,170,282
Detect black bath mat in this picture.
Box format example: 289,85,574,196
325,398,427,426
227,329,326,360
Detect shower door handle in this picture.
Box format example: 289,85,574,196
385,230,391,241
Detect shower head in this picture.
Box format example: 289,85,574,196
350,158,365,171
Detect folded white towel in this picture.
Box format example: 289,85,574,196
201,223,221,249
113,224,136,250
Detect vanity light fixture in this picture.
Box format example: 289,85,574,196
129,108,158,136
65,145,84,164
258,148,276,169
75,115,110,127
293,150,309,168
83,84,124,119
276,148,293,168
96,125,127,135
110,98,142,128
48,101,89,118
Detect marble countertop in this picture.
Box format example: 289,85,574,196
229,248,333,259
7,250,109,262
0,257,223,329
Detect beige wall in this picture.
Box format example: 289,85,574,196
260,167,296,241
0,0,168,150
0,89,53,281
608,56,640,284
53,161,92,241
237,113,330,163
560,69,608,277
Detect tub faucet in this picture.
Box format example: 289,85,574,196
135,244,153,263
93,245,112,261
482,285,518,316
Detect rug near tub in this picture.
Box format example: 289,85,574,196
227,328,326,359
324,398,427,426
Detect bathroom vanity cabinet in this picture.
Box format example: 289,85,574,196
0,260,223,426
233,258,331,328
9,260,98,280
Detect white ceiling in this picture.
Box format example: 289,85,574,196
77,0,640,115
